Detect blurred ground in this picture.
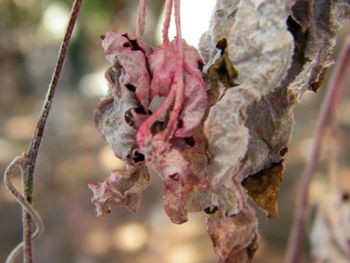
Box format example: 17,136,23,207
0,1,350,262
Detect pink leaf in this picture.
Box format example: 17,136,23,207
89,166,150,216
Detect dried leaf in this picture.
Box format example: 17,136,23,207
310,192,350,262
242,161,285,219
148,43,176,98
93,87,138,160
94,31,152,160
181,125,209,176
206,206,259,263
207,39,238,88
88,166,150,216
102,32,151,108
89,0,350,262
224,234,259,263
147,39,208,138
286,0,350,99
145,143,199,224
162,173,199,224
134,39,208,223
200,0,294,215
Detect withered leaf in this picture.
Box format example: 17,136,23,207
94,31,153,160
207,39,238,88
144,143,200,224
206,206,259,263
286,0,350,99
93,89,137,160
102,31,151,108
224,233,259,263
310,192,350,261
201,0,294,220
89,0,350,262
181,125,209,175
242,160,285,219
88,166,150,216
147,39,208,138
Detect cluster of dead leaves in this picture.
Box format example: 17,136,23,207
89,0,350,262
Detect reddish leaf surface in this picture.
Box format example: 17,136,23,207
89,165,150,216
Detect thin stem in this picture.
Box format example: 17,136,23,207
136,0,147,38
4,156,44,263
3,0,84,262
162,0,173,44
284,35,350,263
328,123,339,193
137,0,176,145
164,0,184,138
174,0,183,68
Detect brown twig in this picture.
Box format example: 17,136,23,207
3,0,84,262
285,35,350,263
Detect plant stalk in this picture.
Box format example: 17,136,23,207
284,35,350,263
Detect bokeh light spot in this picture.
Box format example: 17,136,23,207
98,146,124,171
42,2,71,39
112,223,148,252
79,70,108,97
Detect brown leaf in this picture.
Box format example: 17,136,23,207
181,125,209,175
207,39,238,88
242,160,285,219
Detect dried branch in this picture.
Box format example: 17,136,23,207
285,35,350,263
3,0,84,262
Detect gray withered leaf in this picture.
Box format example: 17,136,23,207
93,82,137,161
239,0,349,220
250,0,349,202
286,0,350,100
242,2,350,216
199,0,294,215
103,31,151,108
94,32,152,160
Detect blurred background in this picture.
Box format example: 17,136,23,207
0,0,349,262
